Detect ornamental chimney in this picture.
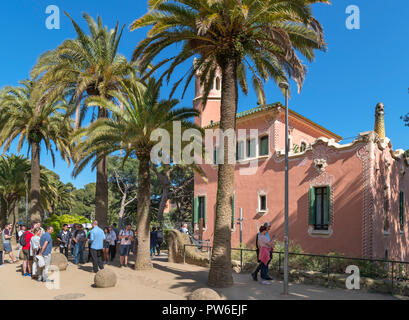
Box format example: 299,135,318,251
374,102,385,139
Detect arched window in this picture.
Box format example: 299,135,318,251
215,77,221,90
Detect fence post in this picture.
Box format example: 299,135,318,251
240,248,243,271
327,257,330,287
391,261,394,294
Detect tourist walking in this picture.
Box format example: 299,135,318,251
106,226,117,262
38,226,54,282
2,223,16,263
252,222,274,282
0,227,4,267
30,228,42,279
89,220,105,273
57,224,72,258
102,227,110,264
150,227,157,257
32,222,45,237
119,224,134,267
72,224,87,264
21,226,34,277
155,227,163,256
252,225,275,284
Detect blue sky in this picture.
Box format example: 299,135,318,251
0,0,408,189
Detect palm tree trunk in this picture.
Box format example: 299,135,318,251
134,155,152,270
207,58,238,288
0,196,6,228
95,107,109,227
154,164,170,227
30,142,43,223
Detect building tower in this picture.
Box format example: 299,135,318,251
374,102,385,139
193,63,222,128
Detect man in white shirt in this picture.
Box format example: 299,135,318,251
118,224,134,268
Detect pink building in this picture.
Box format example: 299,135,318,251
193,72,409,261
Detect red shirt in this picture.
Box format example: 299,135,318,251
22,232,34,250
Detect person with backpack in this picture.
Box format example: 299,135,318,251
155,227,163,256
21,225,34,277
252,222,274,282
17,225,26,261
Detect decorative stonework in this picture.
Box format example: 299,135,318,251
313,158,328,173
356,143,374,258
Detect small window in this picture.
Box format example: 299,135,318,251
259,195,267,211
300,142,307,152
259,136,269,156
213,147,218,165
215,77,221,90
236,141,244,161
247,139,256,158
198,196,206,228
309,187,330,230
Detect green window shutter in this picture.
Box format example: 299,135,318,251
203,196,207,228
259,136,269,156
308,187,316,225
326,186,332,225
213,148,217,165
194,196,199,224
231,194,235,229
400,191,404,226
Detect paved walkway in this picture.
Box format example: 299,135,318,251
0,253,398,300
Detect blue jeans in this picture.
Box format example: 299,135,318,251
0,251,3,265
261,263,269,279
74,242,84,263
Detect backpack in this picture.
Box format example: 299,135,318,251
19,231,27,247
156,231,163,242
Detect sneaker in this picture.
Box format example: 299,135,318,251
264,276,273,280
23,273,27,277
27,273,32,277
261,280,272,285
251,272,258,281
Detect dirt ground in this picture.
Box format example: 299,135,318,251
0,246,400,300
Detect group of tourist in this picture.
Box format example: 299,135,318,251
0,219,161,280
1,222,53,282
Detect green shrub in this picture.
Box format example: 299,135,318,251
43,214,91,240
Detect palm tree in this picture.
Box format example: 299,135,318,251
130,0,329,287
73,78,200,269
0,155,30,227
31,13,135,227
0,81,72,223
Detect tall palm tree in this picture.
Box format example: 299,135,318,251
130,0,329,287
73,78,200,269
0,81,72,223
31,13,135,227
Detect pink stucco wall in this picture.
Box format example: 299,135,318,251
194,114,372,258
372,140,409,261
